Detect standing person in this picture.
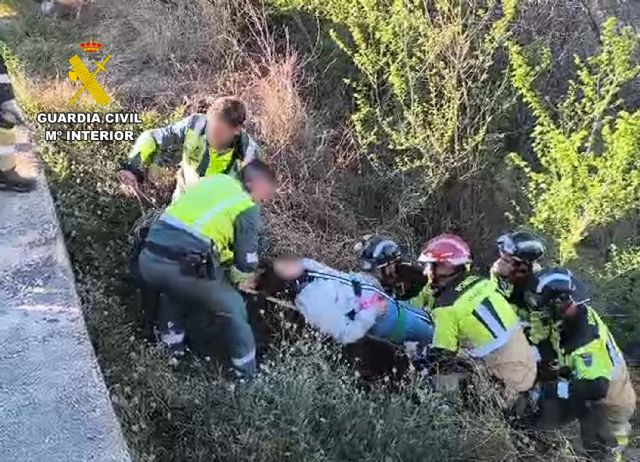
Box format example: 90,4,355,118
0,54,36,192
533,268,636,462
137,160,276,377
118,96,261,201
417,234,537,403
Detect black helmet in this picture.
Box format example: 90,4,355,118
496,231,545,263
533,268,576,306
354,235,402,271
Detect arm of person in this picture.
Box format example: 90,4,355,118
431,307,459,353
543,349,610,402
121,114,199,182
569,348,611,401
409,285,434,312
230,205,261,286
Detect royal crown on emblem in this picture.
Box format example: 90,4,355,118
80,38,102,53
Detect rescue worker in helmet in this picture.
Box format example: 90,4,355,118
492,231,590,370
137,160,277,377
418,233,537,404
532,268,636,462
492,231,552,359
492,231,546,309
255,255,433,345
354,234,427,300
118,96,261,201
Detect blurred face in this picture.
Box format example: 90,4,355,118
206,115,241,151
247,177,277,203
498,252,531,283
273,258,305,280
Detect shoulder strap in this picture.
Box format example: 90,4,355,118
224,134,245,174
305,270,393,301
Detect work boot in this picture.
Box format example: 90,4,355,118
0,167,36,192
155,322,187,359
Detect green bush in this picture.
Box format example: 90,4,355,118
583,245,640,344
509,18,640,263
272,0,518,193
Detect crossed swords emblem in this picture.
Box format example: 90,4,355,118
68,53,112,107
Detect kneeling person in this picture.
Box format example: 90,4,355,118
256,256,433,345
137,160,276,376
533,269,636,462
418,234,537,403
354,234,428,300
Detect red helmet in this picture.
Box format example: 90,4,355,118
418,234,472,270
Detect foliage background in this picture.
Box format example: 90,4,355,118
1,0,638,460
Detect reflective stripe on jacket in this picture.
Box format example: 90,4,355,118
431,274,521,357
559,305,625,381
162,174,255,264
127,113,260,182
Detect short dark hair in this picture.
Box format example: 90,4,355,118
240,159,276,184
255,261,284,295
208,96,247,127
255,254,300,295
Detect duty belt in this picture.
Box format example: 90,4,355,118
144,241,190,262
144,240,216,279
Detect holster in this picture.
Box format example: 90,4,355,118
143,240,219,280
179,252,216,280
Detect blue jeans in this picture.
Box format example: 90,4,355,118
369,301,433,344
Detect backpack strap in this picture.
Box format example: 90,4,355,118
305,271,392,301
224,134,244,174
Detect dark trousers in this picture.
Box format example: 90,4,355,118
138,248,256,376
538,398,629,461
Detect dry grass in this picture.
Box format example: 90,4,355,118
90,0,238,106
248,54,308,154
24,79,100,112
0,2,17,18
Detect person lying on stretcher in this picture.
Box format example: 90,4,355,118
255,255,433,345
